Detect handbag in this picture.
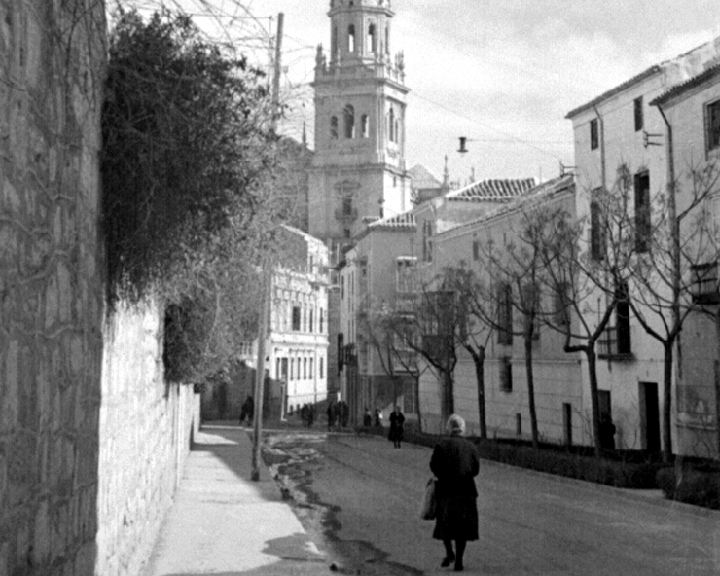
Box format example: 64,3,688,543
419,477,437,521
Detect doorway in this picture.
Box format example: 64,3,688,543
639,381,661,453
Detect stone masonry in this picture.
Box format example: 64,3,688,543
0,2,199,575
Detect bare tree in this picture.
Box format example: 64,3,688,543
533,177,635,456
626,159,720,461
362,302,429,430
440,265,494,439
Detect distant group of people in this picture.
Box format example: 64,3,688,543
326,400,350,430
363,407,384,427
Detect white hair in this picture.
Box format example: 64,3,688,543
447,413,466,435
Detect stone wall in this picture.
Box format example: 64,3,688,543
0,1,106,574
95,301,199,576
0,2,200,575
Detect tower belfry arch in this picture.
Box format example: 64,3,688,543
309,0,410,262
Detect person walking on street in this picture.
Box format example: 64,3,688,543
363,407,372,427
429,414,479,572
388,405,405,448
239,395,254,426
327,401,337,431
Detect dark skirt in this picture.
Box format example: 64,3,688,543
388,426,404,442
432,491,479,541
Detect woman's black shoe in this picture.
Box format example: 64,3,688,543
441,553,455,568
454,562,464,571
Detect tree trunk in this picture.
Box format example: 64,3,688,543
414,376,423,433
524,335,539,448
714,312,720,460
586,345,602,457
472,347,487,439
662,341,674,463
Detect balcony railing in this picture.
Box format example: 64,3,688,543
334,207,358,223
598,326,633,360
690,263,720,305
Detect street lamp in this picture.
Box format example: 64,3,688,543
457,136,472,154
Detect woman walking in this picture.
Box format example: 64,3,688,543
388,405,405,448
429,414,479,572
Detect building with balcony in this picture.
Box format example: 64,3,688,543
565,36,720,455
650,62,720,458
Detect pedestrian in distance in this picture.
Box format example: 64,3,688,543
238,395,254,427
363,407,372,427
388,405,405,448
600,412,617,451
327,401,337,431
339,400,350,427
429,414,479,572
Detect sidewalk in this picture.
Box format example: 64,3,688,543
141,423,330,576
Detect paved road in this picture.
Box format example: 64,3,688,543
267,432,720,576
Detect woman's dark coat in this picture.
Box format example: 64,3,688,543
429,435,480,541
388,411,405,442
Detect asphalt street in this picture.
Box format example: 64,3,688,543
266,431,720,576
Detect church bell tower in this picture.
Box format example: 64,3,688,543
308,0,410,260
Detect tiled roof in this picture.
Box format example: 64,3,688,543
408,164,442,190
447,177,536,202
443,174,575,234
650,63,720,106
368,210,416,229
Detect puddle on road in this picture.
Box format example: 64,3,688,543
262,433,422,576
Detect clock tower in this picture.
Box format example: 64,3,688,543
309,0,410,261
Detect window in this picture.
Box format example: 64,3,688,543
330,116,339,139
615,280,631,354
590,118,599,150
422,220,433,262
706,99,720,153
320,309,325,333
634,171,650,253
499,356,513,392
388,108,395,142
472,237,480,260
396,258,415,293
367,23,377,53
385,26,389,53
522,284,540,340
303,358,307,379
554,282,571,327
601,281,631,357
590,187,606,261
497,282,513,345
309,358,313,378
309,309,314,333
634,96,643,132
344,105,355,138
347,24,355,52
361,114,369,138
320,357,325,378
290,358,295,380
690,262,720,304
342,196,353,216
292,305,301,331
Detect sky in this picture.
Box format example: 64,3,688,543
164,0,720,187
